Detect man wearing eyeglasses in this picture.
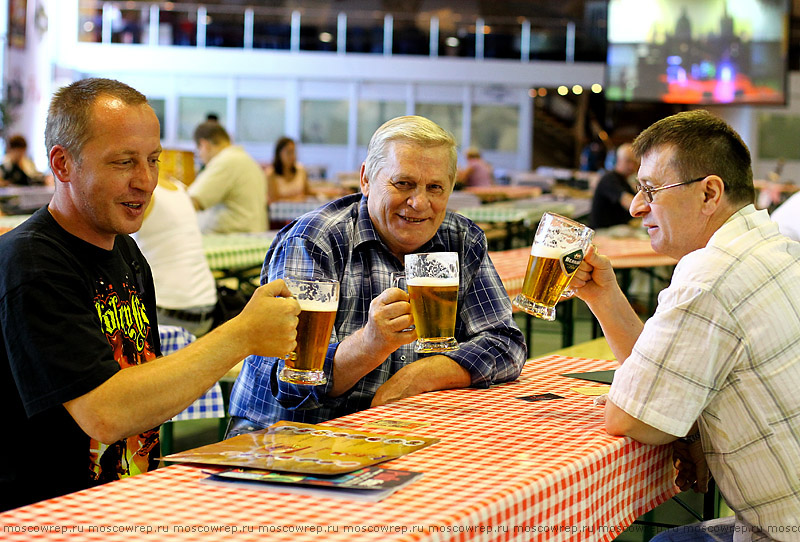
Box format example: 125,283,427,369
571,110,800,541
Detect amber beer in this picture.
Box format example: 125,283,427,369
519,246,574,309
285,300,337,372
279,277,339,386
512,212,593,321
407,277,458,343
404,252,459,353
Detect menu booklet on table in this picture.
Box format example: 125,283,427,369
201,466,423,502
164,421,437,498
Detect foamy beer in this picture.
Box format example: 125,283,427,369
279,277,339,386
513,213,594,321
405,252,459,353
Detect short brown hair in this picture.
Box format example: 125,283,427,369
7,134,26,150
45,78,150,160
632,110,754,206
193,121,230,146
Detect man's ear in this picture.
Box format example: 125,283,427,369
359,162,369,196
700,174,725,215
49,145,73,183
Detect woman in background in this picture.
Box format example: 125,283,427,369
266,137,311,202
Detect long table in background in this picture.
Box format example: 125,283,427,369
202,232,275,282
462,184,543,202
0,355,677,541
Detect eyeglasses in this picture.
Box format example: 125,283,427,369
635,176,708,203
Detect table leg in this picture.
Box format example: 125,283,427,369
559,298,575,348
160,422,174,456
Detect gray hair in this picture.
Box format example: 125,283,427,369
45,78,150,161
363,116,457,183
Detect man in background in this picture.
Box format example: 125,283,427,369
188,121,267,233
1,134,45,186
589,143,639,230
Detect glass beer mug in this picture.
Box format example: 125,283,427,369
404,252,459,353
279,277,339,386
512,212,594,321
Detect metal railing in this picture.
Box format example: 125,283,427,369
79,1,606,63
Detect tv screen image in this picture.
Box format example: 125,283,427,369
606,0,789,105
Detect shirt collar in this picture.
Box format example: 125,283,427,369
351,195,448,255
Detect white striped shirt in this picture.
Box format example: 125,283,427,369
610,205,800,540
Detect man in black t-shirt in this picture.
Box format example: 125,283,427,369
589,143,639,230
0,78,302,511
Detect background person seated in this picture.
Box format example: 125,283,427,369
1,134,45,186
589,143,639,230
188,121,267,233
266,136,313,203
133,173,218,337
456,146,494,188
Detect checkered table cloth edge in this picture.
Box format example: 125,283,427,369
0,355,678,542
202,234,273,272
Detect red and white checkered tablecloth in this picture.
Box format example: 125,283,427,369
0,355,678,542
489,236,677,299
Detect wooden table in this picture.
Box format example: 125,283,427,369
0,355,677,541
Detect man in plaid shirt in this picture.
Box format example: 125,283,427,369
572,110,800,541
228,116,526,432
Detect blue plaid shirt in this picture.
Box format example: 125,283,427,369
229,194,526,425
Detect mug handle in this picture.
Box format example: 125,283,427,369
390,272,414,332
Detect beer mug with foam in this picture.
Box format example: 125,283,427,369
279,277,339,386
404,252,459,353
512,213,594,321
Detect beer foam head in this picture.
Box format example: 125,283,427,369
407,276,459,287
297,298,338,311
530,244,568,259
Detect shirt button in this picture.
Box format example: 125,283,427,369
400,355,406,361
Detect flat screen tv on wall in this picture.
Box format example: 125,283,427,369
605,0,789,105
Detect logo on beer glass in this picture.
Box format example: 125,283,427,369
279,277,339,386
404,252,459,353
512,213,594,321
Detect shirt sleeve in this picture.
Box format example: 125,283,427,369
609,281,743,437
187,155,232,210
2,262,120,417
444,232,526,387
257,234,346,411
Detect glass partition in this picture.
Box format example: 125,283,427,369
415,103,462,143
236,98,286,143
357,101,405,146
301,99,348,144
178,97,227,140
471,104,519,152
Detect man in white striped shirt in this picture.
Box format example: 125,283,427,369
572,110,800,541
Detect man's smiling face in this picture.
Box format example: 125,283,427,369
361,141,453,261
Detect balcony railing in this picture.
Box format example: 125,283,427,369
78,1,607,63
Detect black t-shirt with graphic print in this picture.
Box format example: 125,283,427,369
0,207,161,511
